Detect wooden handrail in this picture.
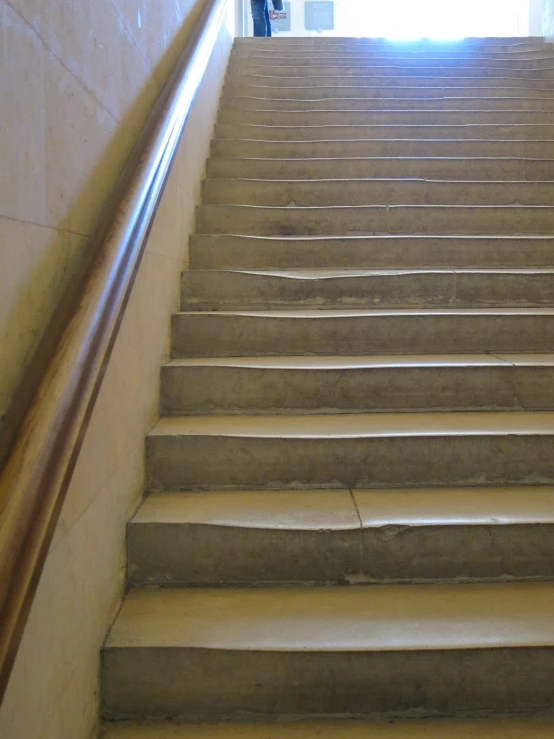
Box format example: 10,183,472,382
0,0,229,702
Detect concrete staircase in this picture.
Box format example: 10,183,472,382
102,37,554,736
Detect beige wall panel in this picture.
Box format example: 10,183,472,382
0,0,233,736
0,218,85,424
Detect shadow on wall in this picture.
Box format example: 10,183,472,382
0,0,212,462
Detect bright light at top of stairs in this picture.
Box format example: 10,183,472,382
353,0,529,40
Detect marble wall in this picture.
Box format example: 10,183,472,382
0,1,234,736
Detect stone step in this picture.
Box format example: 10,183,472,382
161,354,554,415
229,61,554,78
103,582,554,719
222,96,554,111
98,717,554,739
231,46,554,59
180,268,554,310
171,309,554,358
214,122,554,142
128,487,554,586
232,40,549,53
146,411,554,490
211,138,554,159
189,235,554,271
206,156,554,181
235,36,545,46
231,54,554,70
218,108,554,126
223,79,554,93
203,178,554,207
195,204,554,236
218,108,552,126
232,50,554,61
230,72,554,89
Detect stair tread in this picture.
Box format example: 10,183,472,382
210,156,554,161
194,233,554,240
105,582,554,651
149,411,554,439
132,487,554,529
100,718,554,738
185,268,554,277
132,489,359,530
205,177,554,184
165,353,554,369
176,307,554,316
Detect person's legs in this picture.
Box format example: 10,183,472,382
264,0,272,36
251,0,270,36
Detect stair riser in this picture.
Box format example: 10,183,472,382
146,434,554,490
229,62,554,78
232,53,554,63
231,47,554,59
219,109,554,126
190,236,554,271
203,180,554,207
128,521,554,585
102,646,554,719
161,366,554,415
211,140,554,160
224,79,554,93
206,157,554,181
222,97,554,111
214,123,554,142
236,38,545,46
180,272,554,311
195,205,554,236
171,313,554,358
127,525,360,586
231,56,554,71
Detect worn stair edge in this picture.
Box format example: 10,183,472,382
102,583,554,719
195,204,554,236
145,410,554,490
224,75,554,89
202,178,554,207
222,81,554,94
230,60,554,73
218,110,554,125
227,65,554,81
221,98,554,112
189,235,554,270
160,354,554,415
171,309,554,357
205,157,554,181
231,48,554,59
127,487,554,586
210,140,554,160
213,123,554,143
180,268,554,311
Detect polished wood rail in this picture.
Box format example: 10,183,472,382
0,0,229,702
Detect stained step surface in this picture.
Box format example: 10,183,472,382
206,157,554,180
180,268,554,310
171,309,554,357
189,235,554,270
146,411,554,490
195,204,554,236
203,178,554,206
161,354,554,414
102,582,554,719
128,487,554,585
